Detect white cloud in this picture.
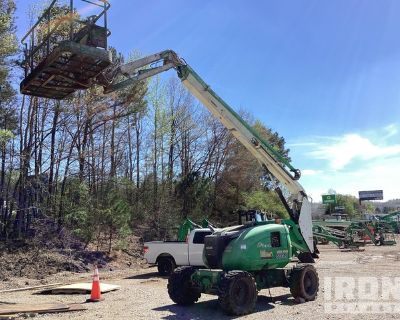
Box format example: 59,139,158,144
287,142,318,147
303,156,400,201
290,124,400,201
383,124,398,139
301,169,322,176
308,133,400,170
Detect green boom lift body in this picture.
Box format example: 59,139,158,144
20,3,319,312
169,219,318,315
212,223,292,271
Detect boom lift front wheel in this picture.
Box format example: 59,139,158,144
218,271,258,316
168,266,201,305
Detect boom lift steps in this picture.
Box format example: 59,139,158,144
20,0,111,100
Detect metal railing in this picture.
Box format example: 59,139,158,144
21,0,110,76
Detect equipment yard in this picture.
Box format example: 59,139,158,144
1,242,399,320
2,1,399,319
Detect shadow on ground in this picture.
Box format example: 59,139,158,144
258,293,294,306
152,293,294,319
124,270,168,280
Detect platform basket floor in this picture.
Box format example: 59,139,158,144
20,41,112,100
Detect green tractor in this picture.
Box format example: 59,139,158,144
168,217,319,315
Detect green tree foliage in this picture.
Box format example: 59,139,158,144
104,183,132,252
63,178,132,252
0,1,17,240
213,116,291,224
243,190,288,218
0,0,17,103
362,201,374,213
325,194,359,218
253,120,290,161
340,194,359,218
175,172,213,219
0,2,296,247
63,179,93,244
0,129,13,144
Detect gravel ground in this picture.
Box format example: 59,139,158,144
1,242,400,320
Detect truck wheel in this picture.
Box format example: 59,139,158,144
157,257,176,276
289,264,319,301
168,266,200,305
218,271,257,315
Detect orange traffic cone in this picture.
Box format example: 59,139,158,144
87,265,103,302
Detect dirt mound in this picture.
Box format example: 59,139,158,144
0,235,145,282
0,249,88,281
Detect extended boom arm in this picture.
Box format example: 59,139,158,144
101,50,314,253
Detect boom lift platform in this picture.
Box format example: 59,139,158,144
20,0,111,99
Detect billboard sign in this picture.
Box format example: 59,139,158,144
358,190,383,201
322,194,336,204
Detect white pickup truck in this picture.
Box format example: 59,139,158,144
143,228,212,275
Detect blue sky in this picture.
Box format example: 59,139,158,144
15,0,400,200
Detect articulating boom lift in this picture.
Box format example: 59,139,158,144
101,50,315,255
21,2,318,315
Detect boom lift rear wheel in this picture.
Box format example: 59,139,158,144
289,264,319,302
218,271,258,315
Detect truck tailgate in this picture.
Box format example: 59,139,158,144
144,241,189,265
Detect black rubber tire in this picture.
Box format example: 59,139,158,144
218,271,258,316
157,257,176,276
168,266,201,305
289,264,319,301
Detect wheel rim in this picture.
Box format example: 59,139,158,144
232,279,250,306
304,270,317,296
